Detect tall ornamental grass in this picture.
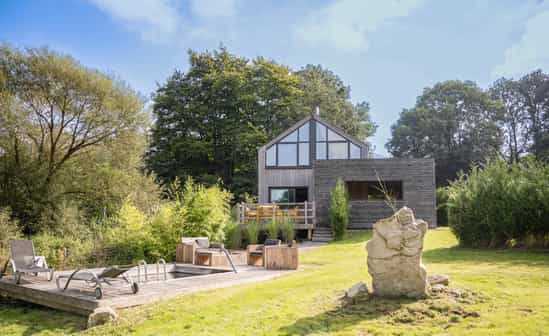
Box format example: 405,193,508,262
447,159,549,248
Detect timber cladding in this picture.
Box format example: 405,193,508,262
313,158,436,229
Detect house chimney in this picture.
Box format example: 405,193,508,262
315,106,320,117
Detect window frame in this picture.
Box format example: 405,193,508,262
346,180,404,201
265,122,311,169
315,121,362,160
268,187,309,203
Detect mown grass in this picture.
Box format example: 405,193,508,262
2,228,549,335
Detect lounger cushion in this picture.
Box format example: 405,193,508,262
264,239,279,246
195,238,210,249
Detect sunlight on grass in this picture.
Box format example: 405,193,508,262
2,228,549,335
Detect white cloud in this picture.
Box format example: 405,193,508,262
190,0,237,18
295,0,424,52
492,8,549,77
88,0,180,44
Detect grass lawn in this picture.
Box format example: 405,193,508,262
2,228,549,335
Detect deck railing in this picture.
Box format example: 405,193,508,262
236,201,315,232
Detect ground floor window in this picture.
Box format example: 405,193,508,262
269,187,308,203
346,181,403,201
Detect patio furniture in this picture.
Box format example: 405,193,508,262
176,237,208,264
194,238,229,267
0,240,54,284
56,265,139,300
247,239,281,266
264,241,298,270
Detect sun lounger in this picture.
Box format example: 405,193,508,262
56,264,139,299
0,240,54,284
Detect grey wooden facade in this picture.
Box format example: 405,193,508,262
257,115,437,230
313,159,437,229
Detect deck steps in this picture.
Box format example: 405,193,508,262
312,227,334,242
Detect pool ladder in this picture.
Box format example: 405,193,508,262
136,258,167,283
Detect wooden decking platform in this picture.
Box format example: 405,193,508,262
0,263,295,316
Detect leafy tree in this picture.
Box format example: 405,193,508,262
295,64,377,141
386,80,504,186
146,48,303,199
147,49,377,199
490,78,529,162
490,70,549,162
0,46,150,232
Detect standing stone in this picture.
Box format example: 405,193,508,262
366,207,429,298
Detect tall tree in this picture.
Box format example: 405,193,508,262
295,64,377,142
146,48,304,199
489,70,549,162
386,80,504,186
0,46,148,232
490,78,529,163
147,50,377,199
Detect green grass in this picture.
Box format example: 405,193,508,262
2,228,549,335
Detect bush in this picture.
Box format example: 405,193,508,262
436,187,449,226
329,178,350,240
266,218,279,240
246,220,260,245
224,221,242,249
447,159,549,248
178,178,232,243
280,216,296,243
0,207,22,266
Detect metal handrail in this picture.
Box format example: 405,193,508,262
220,248,237,273
156,258,167,281
137,260,148,283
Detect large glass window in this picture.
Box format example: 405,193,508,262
350,143,361,159
328,142,348,159
315,142,326,160
299,143,309,165
314,121,363,160
327,128,345,141
277,143,297,166
346,181,403,201
266,146,276,166
280,130,297,143
270,187,308,203
266,122,310,167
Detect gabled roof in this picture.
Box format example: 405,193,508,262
260,114,369,150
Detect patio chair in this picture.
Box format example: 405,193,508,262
0,239,54,284
193,238,238,272
247,239,281,266
56,264,139,300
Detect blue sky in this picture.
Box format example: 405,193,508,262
1,0,549,155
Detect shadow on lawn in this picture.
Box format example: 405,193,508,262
423,246,549,267
0,296,86,336
279,295,406,335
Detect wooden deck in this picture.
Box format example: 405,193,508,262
0,263,295,316
236,202,316,239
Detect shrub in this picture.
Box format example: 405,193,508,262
266,218,279,240
149,202,185,261
329,178,350,240
280,216,296,243
224,221,242,249
0,207,22,266
447,159,549,248
436,187,449,226
179,178,233,242
246,220,260,245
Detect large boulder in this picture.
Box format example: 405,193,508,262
366,207,429,298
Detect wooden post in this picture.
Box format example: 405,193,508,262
304,201,308,226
